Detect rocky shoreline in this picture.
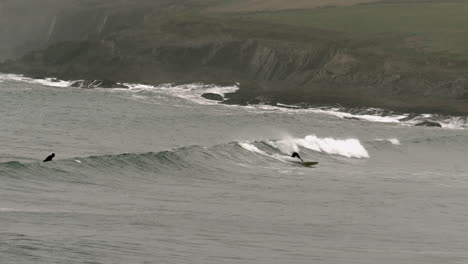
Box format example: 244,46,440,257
1,1,468,115
2,38,468,115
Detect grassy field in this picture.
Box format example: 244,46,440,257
208,0,378,12
213,1,468,56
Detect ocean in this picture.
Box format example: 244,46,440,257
1,74,467,264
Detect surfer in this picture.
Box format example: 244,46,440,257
291,152,304,162
43,153,55,162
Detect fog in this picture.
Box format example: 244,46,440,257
0,0,134,60
0,0,182,61
0,0,66,60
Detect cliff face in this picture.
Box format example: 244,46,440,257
2,1,468,114
0,0,174,60
0,0,60,60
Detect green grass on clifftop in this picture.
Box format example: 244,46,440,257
217,1,468,57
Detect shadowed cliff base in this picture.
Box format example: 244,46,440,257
1,0,468,114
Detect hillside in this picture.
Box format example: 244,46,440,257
1,0,468,114
209,0,379,12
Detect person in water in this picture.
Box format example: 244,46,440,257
43,153,55,162
291,152,303,162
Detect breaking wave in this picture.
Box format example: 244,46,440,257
122,82,239,104
265,135,369,159
0,135,373,180
0,73,72,87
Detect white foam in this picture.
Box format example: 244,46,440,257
234,103,410,125
267,138,299,154
304,108,407,123
244,104,468,130
124,83,157,90
402,115,467,130
123,82,239,105
238,142,290,162
387,138,401,145
225,101,466,130
0,73,72,87
89,81,408,126
32,77,72,87
0,73,26,82
271,135,369,159
3,73,465,130
440,117,467,129
238,142,269,156
230,103,407,122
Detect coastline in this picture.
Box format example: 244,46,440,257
2,1,468,115
1,72,466,129
2,46,468,116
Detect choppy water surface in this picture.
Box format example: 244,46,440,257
1,74,467,264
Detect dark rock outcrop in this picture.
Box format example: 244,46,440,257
201,93,224,101
415,121,442,127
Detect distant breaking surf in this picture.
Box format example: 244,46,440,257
1,73,466,129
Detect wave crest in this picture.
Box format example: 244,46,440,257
268,135,369,159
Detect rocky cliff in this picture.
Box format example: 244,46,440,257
2,1,468,114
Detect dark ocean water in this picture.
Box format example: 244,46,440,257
1,74,467,264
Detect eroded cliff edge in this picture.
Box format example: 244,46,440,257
2,1,468,114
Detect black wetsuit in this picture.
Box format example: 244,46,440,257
291,152,303,162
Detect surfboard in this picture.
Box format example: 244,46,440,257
292,161,319,166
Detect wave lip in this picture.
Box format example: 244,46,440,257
238,142,268,156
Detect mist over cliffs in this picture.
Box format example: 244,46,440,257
0,0,176,60
1,0,468,114
0,0,63,59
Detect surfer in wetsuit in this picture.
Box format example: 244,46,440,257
291,152,304,162
43,153,55,162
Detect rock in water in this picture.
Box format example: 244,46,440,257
201,93,224,101
415,121,442,127
70,80,128,89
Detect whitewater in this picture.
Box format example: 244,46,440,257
1,74,468,264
